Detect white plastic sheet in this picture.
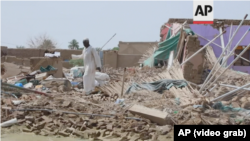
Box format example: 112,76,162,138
70,66,85,78
95,72,110,87
95,72,110,81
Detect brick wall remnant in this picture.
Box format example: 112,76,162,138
30,57,63,78
103,50,118,69
1,46,8,57
183,35,206,84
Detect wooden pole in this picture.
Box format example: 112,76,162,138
212,83,250,102
203,43,250,94
196,33,250,63
101,33,116,50
200,29,250,93
121,67,126,97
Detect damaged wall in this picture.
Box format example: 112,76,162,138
117,54,142,68
102,42,158,69
103,50,118,68
118,42,158,55
6,48,82,60
55,49,82,61
1,46,8,57
3,47,82,70
30,57,63,78
7,48,46,58
189,24,250,74
183,35,205,84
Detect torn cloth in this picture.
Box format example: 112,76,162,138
125,79,187,94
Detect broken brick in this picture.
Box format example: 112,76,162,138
23,128,33,132
58,131,70,137
41,116,52,123
106,124,113,130
129,104,172,125
25,116,34,122
62,101,71,107
67,114,77,118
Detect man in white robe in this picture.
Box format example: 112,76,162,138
73,38,101,95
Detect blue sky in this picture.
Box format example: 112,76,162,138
1,1,250,49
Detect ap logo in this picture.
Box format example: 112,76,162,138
193,0,214,24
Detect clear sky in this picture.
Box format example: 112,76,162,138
1,1,250,50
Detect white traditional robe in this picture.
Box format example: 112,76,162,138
73,46,101,94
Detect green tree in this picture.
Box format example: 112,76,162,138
68,39,79,50
112,47,119,51
16,46,25,49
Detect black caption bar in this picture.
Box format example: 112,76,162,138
174,125,249,140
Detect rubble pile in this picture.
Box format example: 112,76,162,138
2,45,250,140
1,88,177,140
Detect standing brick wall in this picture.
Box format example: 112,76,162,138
103,50,118,69
1,46,8,57
183,35,206,84
7,48,46,58
55,49,82,61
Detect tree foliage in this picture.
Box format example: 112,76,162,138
112,47,119,51
68,39,79,50
69,59,84,66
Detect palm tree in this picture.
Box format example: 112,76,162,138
68,39,79,50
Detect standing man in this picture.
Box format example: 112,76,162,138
72,38,101,95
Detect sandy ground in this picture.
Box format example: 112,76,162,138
1,133,87,141
1,132,174,141
1,125,174,141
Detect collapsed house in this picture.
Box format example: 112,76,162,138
139,18,250,84
1,15,250,141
